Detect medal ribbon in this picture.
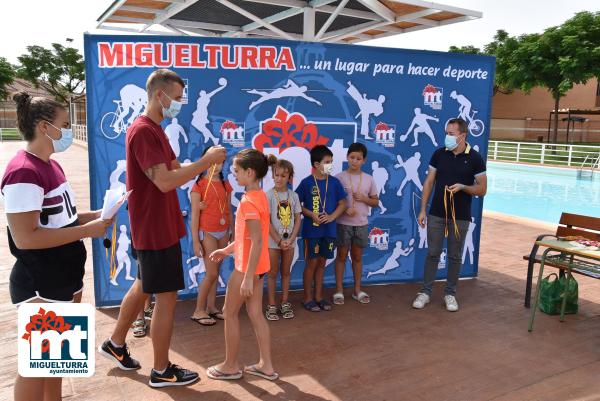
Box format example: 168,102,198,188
312,174,329,214
444,186,460,239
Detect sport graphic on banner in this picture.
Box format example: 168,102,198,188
84,35,495,307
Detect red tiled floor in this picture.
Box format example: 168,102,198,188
1,141,599,401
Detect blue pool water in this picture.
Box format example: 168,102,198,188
484,161,600,223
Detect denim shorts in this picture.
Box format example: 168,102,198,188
336,224,369,248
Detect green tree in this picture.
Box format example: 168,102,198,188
0,57,16,100
557,12,600,85
16,44,84,103
451,12,600,142
448,45,482,55
449,30,513,95
502,12,600,142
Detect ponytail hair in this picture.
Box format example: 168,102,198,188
13,91,65,141
234,149,274,180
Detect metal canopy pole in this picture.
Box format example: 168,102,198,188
303,7,316,40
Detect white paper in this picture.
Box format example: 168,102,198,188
100,189,132,220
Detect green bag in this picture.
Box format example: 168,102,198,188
539,273,578,315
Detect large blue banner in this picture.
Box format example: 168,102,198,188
84,34,495,307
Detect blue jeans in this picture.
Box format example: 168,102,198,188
420,214,470,296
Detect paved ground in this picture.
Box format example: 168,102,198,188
1,141,599,401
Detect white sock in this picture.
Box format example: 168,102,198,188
153,367,167,375
109,338,124,348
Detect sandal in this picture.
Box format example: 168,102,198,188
208,310,224,320
144,304,154,320
265,305,280,321
244,364,279,381
352,291,371,304
280,302,294,319
332,292,345,305
301,300,321,312
317,299,332,311
206,366,243,380
132,318,146,337
190,316,216,326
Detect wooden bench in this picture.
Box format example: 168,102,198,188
523,212,600,308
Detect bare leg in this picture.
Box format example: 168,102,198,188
192,234,218,319
280,248,294,303
350,245,365,296
314,256,327,301
335,245,350,294
151,291,177,371
43,378,61,401
15,297,62,401
268,249,281,306
245,275,276,375
111,279,147,345
207,235,229,315
303,257,317,303
215,270,246,373
14,376,44,401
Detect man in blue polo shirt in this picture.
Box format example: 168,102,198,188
412,118,487,312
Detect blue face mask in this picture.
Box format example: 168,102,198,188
46,122,73,153
160,91,182,119
445,134,461,151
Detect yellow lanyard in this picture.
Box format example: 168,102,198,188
209,180,226,218
312,174,329,213
203,164,217,199
444,186,460,239
108,216,117,279
349,172,362,207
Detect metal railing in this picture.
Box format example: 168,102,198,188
577,153,600,179
72,124,88,143
488,140,600,167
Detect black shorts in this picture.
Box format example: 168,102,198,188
9,240,87,305
136,242,184,294
10,265,84,305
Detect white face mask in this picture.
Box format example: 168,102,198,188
45,121,73,153
160,91,182,119
321,162,334,175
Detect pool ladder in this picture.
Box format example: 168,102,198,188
578,153,600,180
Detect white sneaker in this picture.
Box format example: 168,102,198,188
444,295,459,312
412,293,430,309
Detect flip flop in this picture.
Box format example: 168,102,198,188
206,366,243,380
208,310,225,320
301,300,321,312
352,291,371,304
190,316,216,326
244,365,279,381
332,292,345,305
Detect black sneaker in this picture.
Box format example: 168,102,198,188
149,363,200,388
98,339,141,370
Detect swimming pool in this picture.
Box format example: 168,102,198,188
484,161,600,223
